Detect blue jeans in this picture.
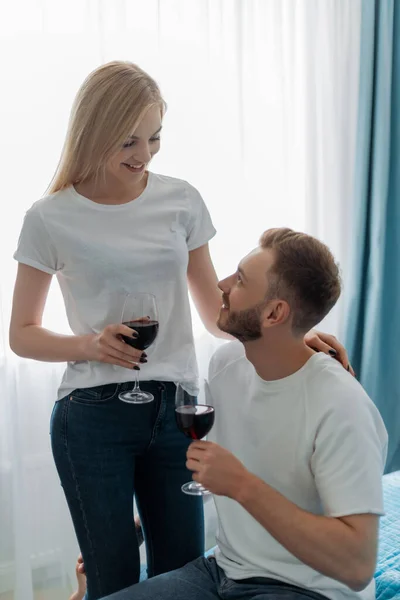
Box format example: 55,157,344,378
100,557,330,600
50,381,204,600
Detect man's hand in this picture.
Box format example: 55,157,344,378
186,440,250,497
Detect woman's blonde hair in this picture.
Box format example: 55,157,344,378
48,61,165,194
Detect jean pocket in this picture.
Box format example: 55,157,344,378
69,383,119,405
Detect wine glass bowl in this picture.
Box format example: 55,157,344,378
175,383,215,496
175,404,215,440
118,293,159,404
121,318,159,351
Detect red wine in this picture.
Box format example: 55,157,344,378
122,320,159,350
175,405,215,440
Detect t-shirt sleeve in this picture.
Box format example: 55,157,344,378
185,184,216,251
310,393,388,518
13,203,60,275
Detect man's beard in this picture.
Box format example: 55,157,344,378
218,302,267,342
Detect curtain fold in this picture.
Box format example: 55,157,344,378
0,1,362,597
343,0,400,474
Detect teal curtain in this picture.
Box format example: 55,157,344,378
345,0,400,473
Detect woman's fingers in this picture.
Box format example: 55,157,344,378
305,330,355,376
107,338,143,361
103,352,141,370
347,363,356,377
103,328,143,360
309,338,335,355
318,334,348,366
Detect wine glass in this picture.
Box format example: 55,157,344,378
175,382,215,496
118,293,159,404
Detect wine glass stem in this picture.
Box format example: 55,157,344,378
133,370,140,392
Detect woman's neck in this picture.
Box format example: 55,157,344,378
75,172,148,205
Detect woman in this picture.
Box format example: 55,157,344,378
10,61,351,600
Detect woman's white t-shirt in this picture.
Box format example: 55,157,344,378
14,172,216,400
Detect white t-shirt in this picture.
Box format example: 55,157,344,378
14,172,216,400
207,342,388,600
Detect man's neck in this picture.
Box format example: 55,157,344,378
243,334,315,382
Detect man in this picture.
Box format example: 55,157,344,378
100,228,387,600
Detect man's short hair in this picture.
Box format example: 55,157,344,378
259,228,341,334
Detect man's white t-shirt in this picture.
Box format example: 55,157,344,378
14,172,216,400
207,342,388,600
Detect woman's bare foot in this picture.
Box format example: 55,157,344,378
134,515,144,546
68,516,143,600
69,554,86,600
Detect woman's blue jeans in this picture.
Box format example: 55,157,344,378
50,380,204,600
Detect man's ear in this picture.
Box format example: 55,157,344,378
261,300,291,328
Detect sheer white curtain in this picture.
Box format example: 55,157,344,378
0,1,361,598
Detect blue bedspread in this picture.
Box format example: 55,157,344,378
376,471,400,600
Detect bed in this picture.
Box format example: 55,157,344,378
375,470,400,600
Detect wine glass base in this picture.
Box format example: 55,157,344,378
119,391,154,404
181,482,211,496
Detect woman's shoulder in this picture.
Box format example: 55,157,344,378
150,173,206,217
150,172,199,195
27,187,76,216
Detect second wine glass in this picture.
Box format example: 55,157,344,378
175,383,215,496
119,292,159,404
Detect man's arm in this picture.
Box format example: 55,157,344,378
236,472,378,591
187,441,380,592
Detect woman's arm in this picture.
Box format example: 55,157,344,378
9,263,143,367
187,244,228,339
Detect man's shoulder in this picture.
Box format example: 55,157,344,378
306,355,384,426
208,341,247,382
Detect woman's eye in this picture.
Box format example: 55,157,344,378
123,136,160,149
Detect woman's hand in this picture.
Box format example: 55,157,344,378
304,330,355,376
82,324,145,369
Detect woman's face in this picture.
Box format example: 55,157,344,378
107,105,162,186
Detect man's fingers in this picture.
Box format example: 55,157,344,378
186,448,203,462
189,440,210,451
186,458,200,471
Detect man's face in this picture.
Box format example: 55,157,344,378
217,247,277,342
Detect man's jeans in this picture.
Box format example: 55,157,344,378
101,556,329,600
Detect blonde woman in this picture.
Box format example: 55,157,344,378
10,62,352,600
